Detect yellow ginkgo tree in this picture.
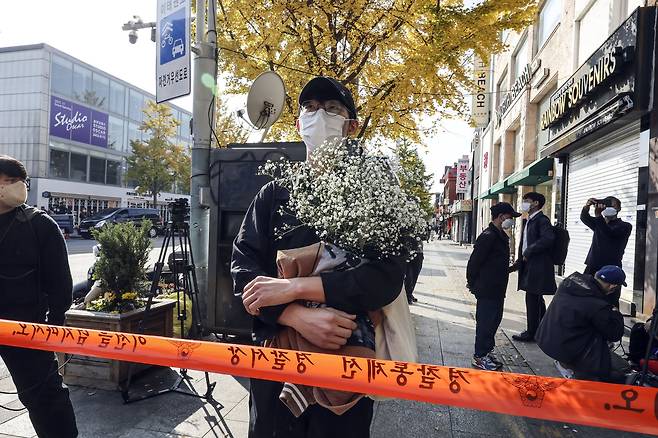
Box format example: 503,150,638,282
214,0,537,141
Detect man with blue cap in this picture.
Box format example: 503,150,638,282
535,265,631,382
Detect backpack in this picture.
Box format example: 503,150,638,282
551,222,570,265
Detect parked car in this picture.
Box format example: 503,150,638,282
78,208,163,239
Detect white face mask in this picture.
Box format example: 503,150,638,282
298,109,347,157
502,218,515,229
601,207,618,218
0,181,27,209
520,202,532,213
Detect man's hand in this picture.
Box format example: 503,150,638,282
586,198,597,207
242,276,298,315
279,304,357,350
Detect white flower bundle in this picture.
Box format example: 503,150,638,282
260,139,428,261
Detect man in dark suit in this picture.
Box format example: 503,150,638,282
467,202,521,370
581,196,632,307
511,192,556,343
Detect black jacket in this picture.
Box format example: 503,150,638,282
580,209,632,271
466,223,510,299
536,272,624,378
231,182,406,342
0,205,72,325
516,212,557,295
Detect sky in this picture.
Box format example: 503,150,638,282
0,0,473,193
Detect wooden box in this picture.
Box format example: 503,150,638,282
57,299,176,390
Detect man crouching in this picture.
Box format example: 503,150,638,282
536,265,630,382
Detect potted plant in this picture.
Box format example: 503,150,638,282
58,221,176,390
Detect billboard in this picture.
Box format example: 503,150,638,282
49,96,108,148
471,56,490,128
456,158,469,194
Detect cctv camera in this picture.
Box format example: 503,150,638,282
129,30,138,44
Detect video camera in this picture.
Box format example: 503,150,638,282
593,198,614,207
168,198,190,225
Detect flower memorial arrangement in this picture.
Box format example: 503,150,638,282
86,221,152,313
260,139,428,261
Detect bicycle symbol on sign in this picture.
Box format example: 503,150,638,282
161,21,174,48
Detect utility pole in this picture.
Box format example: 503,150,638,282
190,0,216,324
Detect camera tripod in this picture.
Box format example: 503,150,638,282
120,209,217,406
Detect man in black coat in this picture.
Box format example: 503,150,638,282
467,202,520,371
0,155,77,437
581,196,632,307
231,77,405,438
536,266,629,382
511,192,556,343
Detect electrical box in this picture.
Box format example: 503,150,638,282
205,142,306,339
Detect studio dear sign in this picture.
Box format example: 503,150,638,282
49,96,108,148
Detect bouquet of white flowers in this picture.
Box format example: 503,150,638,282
260,139,428,261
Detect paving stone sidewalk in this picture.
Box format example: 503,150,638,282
0,240,654,437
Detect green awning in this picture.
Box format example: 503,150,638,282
489,179,516,195
507,158,554,187
479,190,498,199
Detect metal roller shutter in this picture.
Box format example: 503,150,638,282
565,123,640,302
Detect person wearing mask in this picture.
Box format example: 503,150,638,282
0,155,77,437
231,77,405,438
581,196,632,306
511,192,556,343
467,202,521,371
536,266,630,382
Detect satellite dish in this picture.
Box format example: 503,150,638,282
246,71,286,130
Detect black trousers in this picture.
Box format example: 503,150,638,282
249,378,373,438
525,293,546,337
404,252,424,300
474,296,505,357
0,346,78,438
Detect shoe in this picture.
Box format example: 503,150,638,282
554,360,574,379
472,355,502,371
512,332,535,343
407,295,418,305
487,352,503,368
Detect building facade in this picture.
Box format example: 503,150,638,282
473,0,652,314
0,44,192,224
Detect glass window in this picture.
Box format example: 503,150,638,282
128,89,144,122
180,113,192,138
577,0,612,65
109,81,125,115
514,129,523,171
106,160,120,186
92,73,109,110
537,0,561,49
127,122,141,149
537,91,554,154
72,64,93,104
108,116,125,152
89,157,106,184
496,71,508,109
49,149,69,179
513,37,528,81
70,152,87,182
51,55,73,97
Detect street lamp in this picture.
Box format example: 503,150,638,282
121,15,156,44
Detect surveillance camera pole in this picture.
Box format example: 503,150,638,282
190,0,216,325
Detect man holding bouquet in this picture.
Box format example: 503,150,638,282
232,77,410,438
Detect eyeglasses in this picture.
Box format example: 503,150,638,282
299,99,349,117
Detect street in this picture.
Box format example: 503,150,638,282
0,240,652,437
66,237,166,287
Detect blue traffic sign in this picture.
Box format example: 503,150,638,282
159,8,186,65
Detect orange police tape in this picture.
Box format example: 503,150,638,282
0,319,656,435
